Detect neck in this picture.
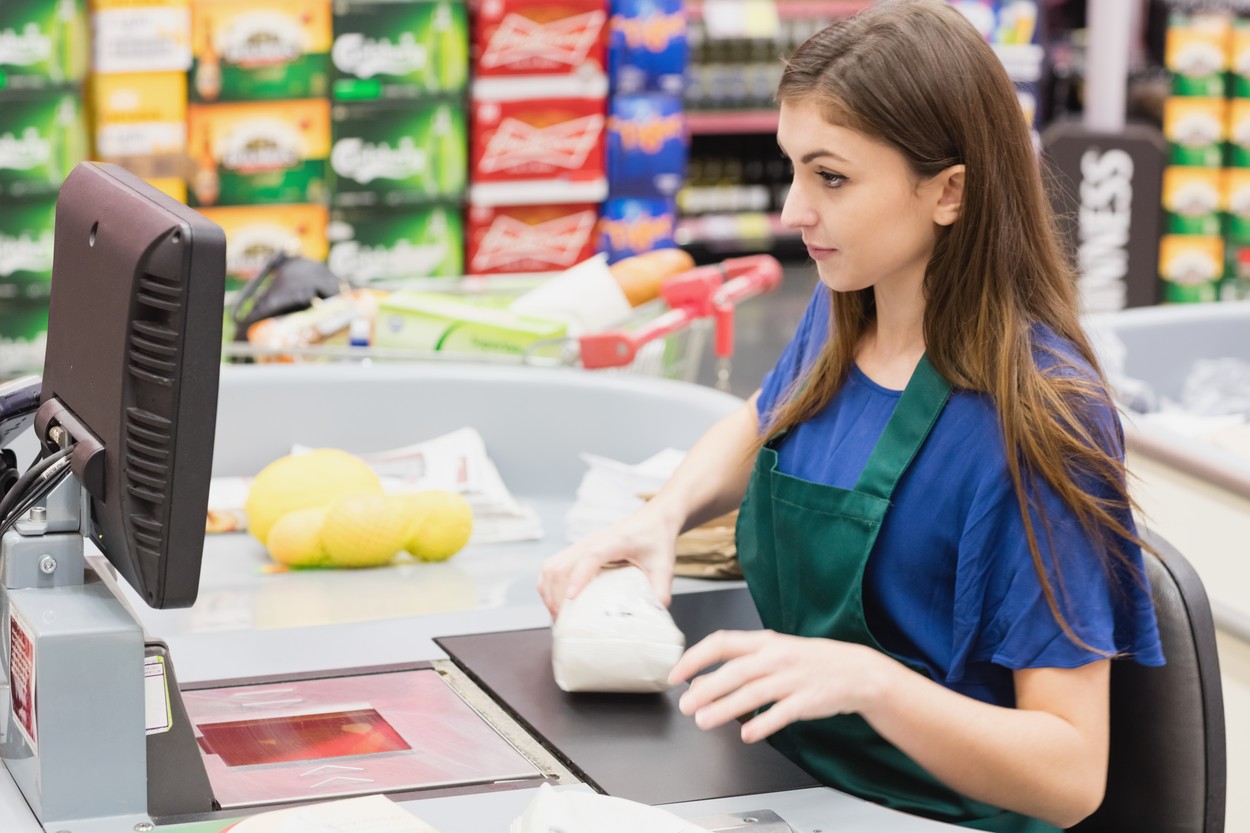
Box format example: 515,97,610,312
867,281,925,360
855,279,926,389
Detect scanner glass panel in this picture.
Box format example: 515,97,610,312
183,668,543,808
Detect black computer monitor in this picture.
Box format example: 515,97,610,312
35,162,225,609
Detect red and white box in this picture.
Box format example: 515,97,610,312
473,0,608,94
469,96,608,206
466,202,600,275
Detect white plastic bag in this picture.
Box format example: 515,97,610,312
551,566,685,693
511,784,706,833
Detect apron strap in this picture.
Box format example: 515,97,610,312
854,355,953,501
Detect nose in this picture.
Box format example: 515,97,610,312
779,183,817,230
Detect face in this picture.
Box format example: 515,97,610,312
777,101,959,297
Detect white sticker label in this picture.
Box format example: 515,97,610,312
8,608,37,754
144,655,172,735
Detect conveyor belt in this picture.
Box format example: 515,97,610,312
437,588,819,806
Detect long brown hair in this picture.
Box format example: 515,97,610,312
766,0,1142,650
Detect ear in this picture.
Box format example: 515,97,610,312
931,164,965,227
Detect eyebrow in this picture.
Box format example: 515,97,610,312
777,143,850,166
800,149,849,165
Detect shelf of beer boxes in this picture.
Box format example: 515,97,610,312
1159,7,1250,304
458,0,686,271
176,0,470,297
0,0,91,379
405,0,688,359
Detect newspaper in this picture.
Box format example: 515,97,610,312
564,448,741,579
565,448,686,542
207,427,544,544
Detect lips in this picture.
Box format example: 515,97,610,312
805,243,837,260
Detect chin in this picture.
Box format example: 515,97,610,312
815,263,866,294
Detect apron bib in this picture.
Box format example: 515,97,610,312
737,356,1059,833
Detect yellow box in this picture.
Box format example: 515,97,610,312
187,99,330,206
1162,165,1221,235
196,203,329,284
1164,97,1227,166
90,72,187,157
1228,98,1250,167
91,0,191,73
1166,13,1230,75
146,177,187,203
1159,233,1223,303
190,0,331,102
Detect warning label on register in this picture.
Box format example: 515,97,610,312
8,608,37,754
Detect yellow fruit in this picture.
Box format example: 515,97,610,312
244,449,383,545
320,494,411,568
401,490,474,563
266,507,332,568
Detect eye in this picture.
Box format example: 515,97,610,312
818,171,847,188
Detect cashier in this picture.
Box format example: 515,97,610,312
539,1,1164,830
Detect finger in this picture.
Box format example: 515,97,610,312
739,697,803,744
690,676,784,732
679,648,775,715
563,554,610,602
668,630,765,685
536,563,566,620
649,559,675,608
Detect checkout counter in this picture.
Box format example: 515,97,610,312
0,362,963,833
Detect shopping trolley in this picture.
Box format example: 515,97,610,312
223,254,783,391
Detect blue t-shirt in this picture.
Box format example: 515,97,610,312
756,288,1164,708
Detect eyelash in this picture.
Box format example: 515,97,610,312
779,155,846,189
818,171,846,189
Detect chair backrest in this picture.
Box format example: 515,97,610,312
1070,530,1227,833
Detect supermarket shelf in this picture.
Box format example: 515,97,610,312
677,211,800,251
687,109,780,135
687,0,874,20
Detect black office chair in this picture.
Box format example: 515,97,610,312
1069,530,1227,833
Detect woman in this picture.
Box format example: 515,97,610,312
538,1,1163,829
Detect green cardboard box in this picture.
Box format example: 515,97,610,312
0,88,88,199
330,98,466,207
0,198,56,302
0,299,49,378
327,205,463,285
331,0,468,101
0,0,89,90
374,292,566,356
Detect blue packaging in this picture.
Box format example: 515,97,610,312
598,197,677,262
608,0,687,95
607,93,686,198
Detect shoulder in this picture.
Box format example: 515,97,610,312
757,286,830,419
1029,322,1102,384
1028,322,1123,447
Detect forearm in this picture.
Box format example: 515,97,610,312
645,391,762,536
862,658,1108,828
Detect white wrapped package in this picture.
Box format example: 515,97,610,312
512,783,706,833
551,566,685,693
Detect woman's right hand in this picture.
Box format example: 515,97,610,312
536,503,681,620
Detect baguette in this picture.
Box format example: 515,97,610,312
609,247,695,307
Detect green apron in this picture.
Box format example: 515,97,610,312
736,356,1059,833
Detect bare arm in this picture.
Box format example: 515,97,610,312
671,631,1109,829
650,389,762,535
865,656,1109,827
537,391,762,616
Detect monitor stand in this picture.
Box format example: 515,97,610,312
0,472,214,828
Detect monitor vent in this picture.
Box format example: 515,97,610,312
136,274,182,312
128,320,178,387
124,408,171,509
130,512,163,550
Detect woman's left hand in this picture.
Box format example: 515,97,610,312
667,629,901,744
